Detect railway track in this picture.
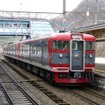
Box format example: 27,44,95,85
3,59,105,105
0,79,14,105
65,87,105,105
2,59,70,105
0,63,38,105
66,89,100,105
81,87,105,100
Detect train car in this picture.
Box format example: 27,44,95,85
3,32,96,85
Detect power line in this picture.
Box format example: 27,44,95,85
19,0,32,10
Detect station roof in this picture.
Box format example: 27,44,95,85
72,22,105,33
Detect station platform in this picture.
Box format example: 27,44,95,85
95,58,105,64
95,57,105,70
95,57,105,77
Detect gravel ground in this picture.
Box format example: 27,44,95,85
1,60,57,105
1,52,105,105
71,89,105,105
36,81,91,105
1,58,89,105
5,60,90,105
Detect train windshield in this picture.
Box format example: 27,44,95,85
53,41,69,50
72,41,83,50
86,42,95,50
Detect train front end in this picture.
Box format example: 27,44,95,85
49,33,95,84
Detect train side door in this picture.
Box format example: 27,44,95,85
41,41,48,65
70,41,85,71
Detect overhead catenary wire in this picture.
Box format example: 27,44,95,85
18,0,32,11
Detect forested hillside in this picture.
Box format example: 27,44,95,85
50,0,105,31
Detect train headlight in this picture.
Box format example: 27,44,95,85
89,54,92,58
59,54,63,58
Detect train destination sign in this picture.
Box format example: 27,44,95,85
72,35,82,40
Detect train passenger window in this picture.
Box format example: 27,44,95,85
86,42,95,50
31,45,35,54
43,44,48,56
53,41,69,50
36,46,39,55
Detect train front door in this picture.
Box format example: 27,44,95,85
70,41,84,71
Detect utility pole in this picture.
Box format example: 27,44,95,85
86,0,89,16
62,0,66,31
95,0,98,24
63,0,66,15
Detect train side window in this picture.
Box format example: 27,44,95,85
43,44,48,56
36,45,40,55
31,45,35,54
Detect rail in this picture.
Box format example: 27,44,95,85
3,60,70,105
0,63,39,105
0,79,14,105
96,38,105,42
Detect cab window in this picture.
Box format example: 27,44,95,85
72,42,77,50
72,41,83,50
86,42,95,50
53,41,69,50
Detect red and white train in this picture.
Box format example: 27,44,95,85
3,32,95,85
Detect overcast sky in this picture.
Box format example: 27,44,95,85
0,0,83,12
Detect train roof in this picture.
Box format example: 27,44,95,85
6,32,95,45
51,33,95,41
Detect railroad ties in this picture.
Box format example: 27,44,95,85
2,60,70,105
0,63,38,105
